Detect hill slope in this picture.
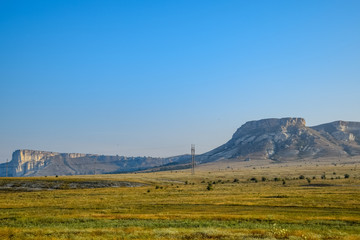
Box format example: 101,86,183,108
154,118,360,171
1,117,360,177
0,150,189,177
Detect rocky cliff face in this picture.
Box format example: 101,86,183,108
197,118,356,163
311,121,360,155
10,150,60,176
2,118,360,177
0,150,181,177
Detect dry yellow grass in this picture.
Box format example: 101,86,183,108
0,159,359,239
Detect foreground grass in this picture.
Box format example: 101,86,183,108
0,162,359,239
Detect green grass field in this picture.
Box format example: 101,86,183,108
0,161,359,239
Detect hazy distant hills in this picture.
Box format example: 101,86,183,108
1,117,360,177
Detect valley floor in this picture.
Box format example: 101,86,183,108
0,158,359,239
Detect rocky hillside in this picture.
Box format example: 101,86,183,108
1,118,360,177
158,118,360,171
196,118,349,163
312,121,360,156
0,150,188,177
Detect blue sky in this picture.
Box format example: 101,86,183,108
1,0,360,162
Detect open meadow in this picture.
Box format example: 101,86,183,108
0,158,359,240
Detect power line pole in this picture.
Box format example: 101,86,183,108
191,144,195,175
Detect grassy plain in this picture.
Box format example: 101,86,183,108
0,159,359,239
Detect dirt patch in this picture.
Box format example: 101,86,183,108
264,195,289,198
0,179,146,191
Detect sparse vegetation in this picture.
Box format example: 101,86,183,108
0,162,359,239
306,177,311,184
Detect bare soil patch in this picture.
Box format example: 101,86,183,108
0,179,145,191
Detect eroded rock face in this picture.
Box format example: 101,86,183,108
311,121,360,155
2,118,360,176
1,150,180,177
233,118,306,138
312,121,360,142
198,118,347,163
11,150,59,176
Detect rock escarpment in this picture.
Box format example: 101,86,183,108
1,117,360,177
197,118,358,163
312,121,360,155
0,150,183,177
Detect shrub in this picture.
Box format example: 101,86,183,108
306,178,311,184
299,175,305,179
250,177,258,183
344,174,350,179
207,183,213,191
261,177,267,182
233,178,239,183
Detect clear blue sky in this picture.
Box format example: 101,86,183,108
1,0,360,162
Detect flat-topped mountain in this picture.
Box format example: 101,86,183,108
1,118,360,177
196,118,350,163
0,149,188,177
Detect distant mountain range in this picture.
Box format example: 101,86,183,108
1,117,360,177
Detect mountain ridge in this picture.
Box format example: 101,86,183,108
1,117,360,177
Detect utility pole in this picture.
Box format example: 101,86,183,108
191,144,195,175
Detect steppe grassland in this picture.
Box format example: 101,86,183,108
0,158,359,239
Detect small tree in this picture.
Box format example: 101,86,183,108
250,177,258,183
